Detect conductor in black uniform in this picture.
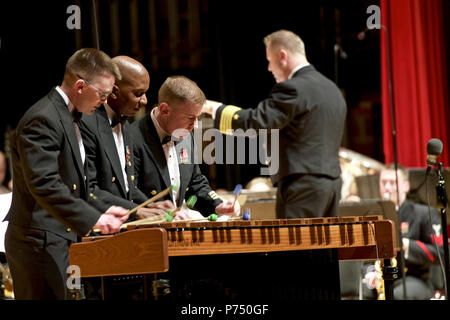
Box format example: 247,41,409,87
4,48,129,299
203,29,347,220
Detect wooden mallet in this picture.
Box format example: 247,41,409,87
126,183,179,218
92,183,179,234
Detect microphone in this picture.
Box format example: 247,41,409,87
427,138,443,165
426,138,443,174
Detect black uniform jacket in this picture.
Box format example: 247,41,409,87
399,200,444,280
79,105,147,215
214,65,347,182
5,88,102,241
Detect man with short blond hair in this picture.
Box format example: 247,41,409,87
204,29,346,219
132,76,239,218
202,30,346,299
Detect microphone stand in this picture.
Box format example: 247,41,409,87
91,0,100,49
435,163,449,298
358,23,406,299
380,23,407,300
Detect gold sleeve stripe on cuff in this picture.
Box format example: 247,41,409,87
219,105,241,134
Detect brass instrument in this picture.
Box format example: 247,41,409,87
339,147,385,202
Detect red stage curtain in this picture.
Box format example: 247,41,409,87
381,0,449,167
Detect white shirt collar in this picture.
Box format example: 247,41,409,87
150,107,170,142
288,62,310,79
104,103,118,126
55,86,75,113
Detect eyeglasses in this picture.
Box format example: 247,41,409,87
77,74,111,100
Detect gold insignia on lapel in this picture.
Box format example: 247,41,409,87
112,177,116,183
151,190,157,195
72,184,77,191
130,175,135,181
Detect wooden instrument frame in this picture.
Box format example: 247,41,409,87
69,215,396,278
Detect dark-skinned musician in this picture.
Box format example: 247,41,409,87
79,56,174,221
79,56,175,299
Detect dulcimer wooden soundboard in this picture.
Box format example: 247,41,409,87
69,215,397,278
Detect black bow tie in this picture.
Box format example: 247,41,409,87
161,135,181,145
72,109,82,123
111,115,128,127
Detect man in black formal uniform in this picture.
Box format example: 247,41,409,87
4,48,129,300
80,56,174,219
202,30,347,300
203,29,347,220
131,76,239,219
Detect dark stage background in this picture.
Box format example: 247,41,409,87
1,0,449,190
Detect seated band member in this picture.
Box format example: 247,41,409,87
363,164,444,300
4,48,129,300
80,56,174,220
130,76,239,219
